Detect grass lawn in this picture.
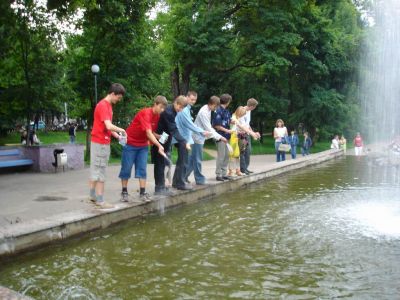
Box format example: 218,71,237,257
0,131,213,164
204,135,333,155
0,131,87,145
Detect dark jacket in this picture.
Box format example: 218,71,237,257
156,104,186,149
303,137,312,149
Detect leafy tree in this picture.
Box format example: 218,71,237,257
0,1,70,134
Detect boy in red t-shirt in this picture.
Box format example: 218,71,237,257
119,96,168,202
90,83,127,209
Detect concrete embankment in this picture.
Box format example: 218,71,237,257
0,149,343,257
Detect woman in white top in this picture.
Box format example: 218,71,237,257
331,135,339,150
273,119,288,162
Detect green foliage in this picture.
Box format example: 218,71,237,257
0,0,366,145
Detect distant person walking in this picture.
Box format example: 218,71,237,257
89,83,127,209
353,132,363,156
69,123,77,144
287,130,299,159
274,119,288,162
301,132,312,156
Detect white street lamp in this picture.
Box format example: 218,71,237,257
91,64,100,104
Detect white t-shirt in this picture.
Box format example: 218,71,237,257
240,110,251,127
274,127,287,142
331,138,339,149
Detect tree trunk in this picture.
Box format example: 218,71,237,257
180,64,193,95
171,65,180,99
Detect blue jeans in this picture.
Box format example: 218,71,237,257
275,142,286,162
69,136,75,144
119,144,148,179
186,143,206,184
302,147,310,156
290,145,297,159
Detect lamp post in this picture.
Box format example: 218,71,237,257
87,64,100,161
91,64,100,104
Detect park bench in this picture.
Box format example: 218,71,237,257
0,148,33,169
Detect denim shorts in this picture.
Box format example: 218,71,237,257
118,144,148,179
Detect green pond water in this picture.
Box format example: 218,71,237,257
1,156,400,299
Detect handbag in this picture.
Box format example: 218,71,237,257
278,143,291,152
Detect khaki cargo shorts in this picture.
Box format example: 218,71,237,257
90,142,111,182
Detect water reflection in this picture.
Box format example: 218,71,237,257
0,157,399,299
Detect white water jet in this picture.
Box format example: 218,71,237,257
360,0,400,143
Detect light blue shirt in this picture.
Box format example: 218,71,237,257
173,104,204,144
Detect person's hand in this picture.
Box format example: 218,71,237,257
220,137,228,143
158,145,165,156
120,129,126,136
186,143,191,150
202,131,211,137
229,129,235,134
251,132,261,140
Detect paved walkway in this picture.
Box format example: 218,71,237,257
0,155,275,228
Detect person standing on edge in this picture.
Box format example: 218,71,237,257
339,135,347,153
288,130,299,159
302,132,312,156
239,98,261,175
69,122,77,144
274,119,288,162
228,106,247,177
353,132,363,156
119,96,168,203
174,91,210,188
213,94,234,181
331,135,340,149
187,96,227,185
152,95,188,195
89,83,127,209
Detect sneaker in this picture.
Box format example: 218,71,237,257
196,182,208,186
139,192,152,202
222,176,232,180
216,176,225,182
154,188,174,196
120,192,130,202
95,201,114,209
89,196,96,204
176,185,193,191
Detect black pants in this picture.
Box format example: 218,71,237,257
152,146,167,192
172,143,188,188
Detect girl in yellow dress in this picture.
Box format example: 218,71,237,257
228,106,247,176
